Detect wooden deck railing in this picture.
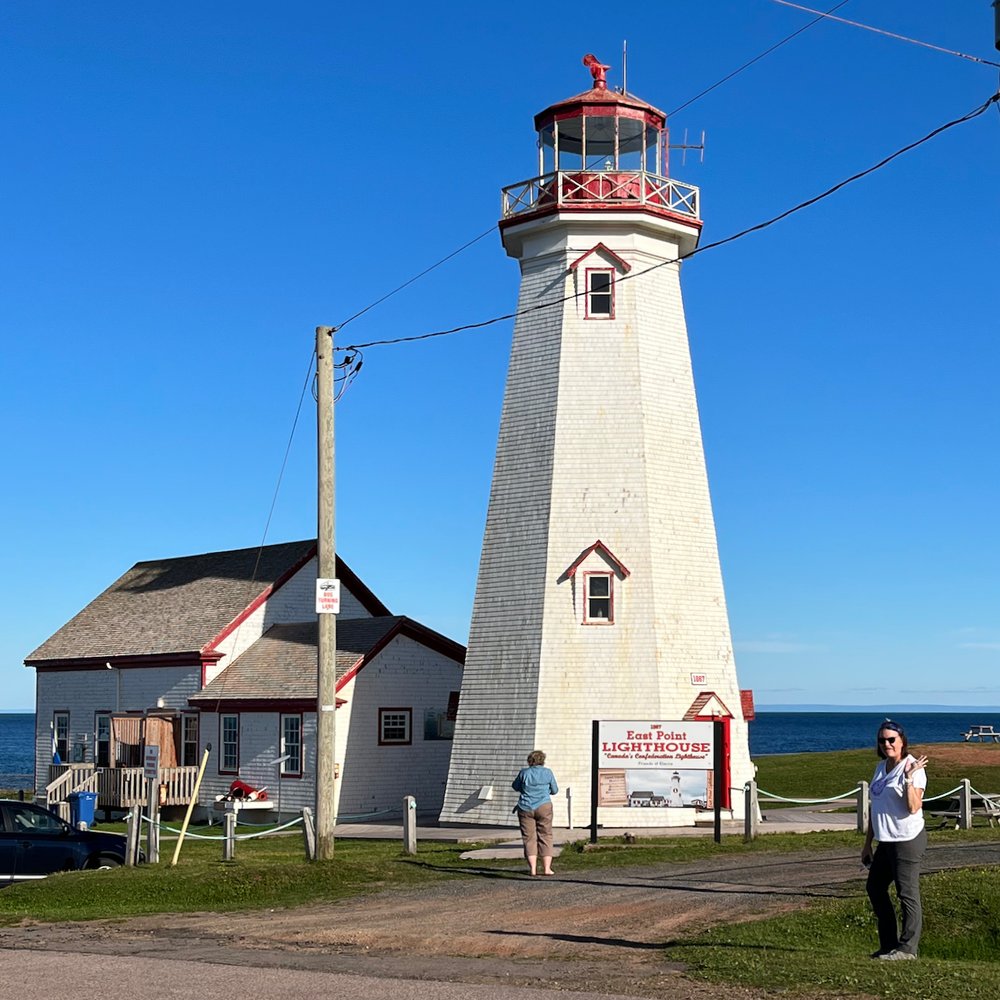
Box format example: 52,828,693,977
47,765,199,808
45,764,96,807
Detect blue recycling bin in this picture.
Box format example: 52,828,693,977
66,791,98,828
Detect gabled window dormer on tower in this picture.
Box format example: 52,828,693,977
559,540,631,626
570,244,631,321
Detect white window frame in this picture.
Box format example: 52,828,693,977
280,714,303,776
585,268,614,319
583,571,614,624
220,714,239,774
53,711,70,762
95,712,112,768
378,708,412,746
181,713,199,767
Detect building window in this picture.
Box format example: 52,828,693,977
586,269,614,318
280,714,302,776
584,572,614,624
220,714,239,773
53,712,69,763
378,708,412,746
181,714,199,767
95,713,111,768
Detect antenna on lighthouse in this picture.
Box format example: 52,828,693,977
670,128,707,166
622,39,628,94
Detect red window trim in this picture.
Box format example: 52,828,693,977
219,713,240,775
584,267,615,320
378,707,412,747
582,571,615,625
279,712,304,778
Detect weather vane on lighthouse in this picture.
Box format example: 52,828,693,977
582,52,611,89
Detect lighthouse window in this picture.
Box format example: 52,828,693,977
584,572,614,624
586,269,614,318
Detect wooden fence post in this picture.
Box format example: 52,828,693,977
403,795,417,855
960,779,973,830
146,780,160,864
125,804,141,866
223,810,237,861
857,781,869,834
301,806,316,860
743,780,758,842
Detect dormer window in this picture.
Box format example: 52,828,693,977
560,539,630,627
584,572,614,623
586,269,614,318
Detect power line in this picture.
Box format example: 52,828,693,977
211,345,317,711
342,90,1000,352
668,0,852,117
336,226,495,331
770,0,1000,69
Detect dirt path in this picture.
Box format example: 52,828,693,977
4,842,1000,999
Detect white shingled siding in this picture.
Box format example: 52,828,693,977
195,710,318,820
440,211,752,826
195,635,462,821
205,557,373,685
33,663,200,790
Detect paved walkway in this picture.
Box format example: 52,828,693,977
334,805,856,860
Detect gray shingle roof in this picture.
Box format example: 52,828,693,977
25,540,318,663
189,618,409,703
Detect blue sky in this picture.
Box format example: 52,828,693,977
2,3,998,712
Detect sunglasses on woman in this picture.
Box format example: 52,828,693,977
878,736,897,745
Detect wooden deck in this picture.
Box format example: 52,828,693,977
46,764,199,809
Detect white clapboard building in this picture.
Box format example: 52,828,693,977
26,540,464,821
439,60,754,827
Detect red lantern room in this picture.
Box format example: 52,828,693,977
501,55,702,237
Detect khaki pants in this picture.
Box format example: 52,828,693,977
517,802,554,858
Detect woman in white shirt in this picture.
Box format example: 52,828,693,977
862,719,928,961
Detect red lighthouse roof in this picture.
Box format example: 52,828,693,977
535,85,666,132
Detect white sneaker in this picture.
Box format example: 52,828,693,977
879,949,917,961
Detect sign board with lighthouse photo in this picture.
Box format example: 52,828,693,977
596,721,714,809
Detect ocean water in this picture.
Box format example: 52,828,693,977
749,711,1000,757
1,711,995,792
0,713,35,790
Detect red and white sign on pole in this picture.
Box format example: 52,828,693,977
315,578,341,614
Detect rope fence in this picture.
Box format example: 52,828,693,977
756,787,861,805
744,776,1000,841
143,814,304,841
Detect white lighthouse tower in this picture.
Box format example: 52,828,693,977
440,58,753,827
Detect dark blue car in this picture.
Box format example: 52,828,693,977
0,799,129,884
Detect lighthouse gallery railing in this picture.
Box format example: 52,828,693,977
502,170,700,220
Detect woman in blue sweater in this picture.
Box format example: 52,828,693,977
512,750,559,876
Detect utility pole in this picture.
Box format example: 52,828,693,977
315,325,337,859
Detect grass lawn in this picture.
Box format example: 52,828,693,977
4,746,1000,999
665,865,1000,999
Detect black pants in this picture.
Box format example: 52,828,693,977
866,828,927,955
